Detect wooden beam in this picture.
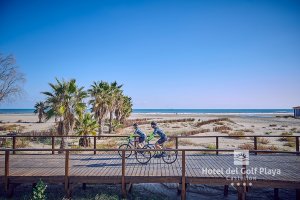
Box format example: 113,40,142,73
52,136,55,154
254,137,257,155
12,136,16,155
274,188,279,200
94,136,97,155
65,150,70,198
224,185,229,196
296,137,299,156
216,137,219,155
181,150,186,200
122,150,126,198
5,150,10,192
176,137,179,149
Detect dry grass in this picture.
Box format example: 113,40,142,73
96,140,118,149
215,121,225,125
273,128,286,131
290,128,297,132
0,124,25,132
237,129,254,133
195,118,234,127
283,142,296,148
170,129,210,136
257,138,270,144
124,118,195,127
178,139,198,147
16,137,30,148
228,131,245,139
279,132,294,142
206,144,216,149
213,125,232,132
164,140,175,148
238,143,278,151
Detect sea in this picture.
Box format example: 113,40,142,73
0,108,293,115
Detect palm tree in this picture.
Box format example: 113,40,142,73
43,78,87,150
115,95,133,123
88,81,110,135
107,81,123,133
120,96,133,123
34,101,47,123
75,113,99,147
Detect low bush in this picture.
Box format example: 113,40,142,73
283,142,296,147
257,138,270,145
238,143,278,151
195,118,234,127
228,131,245,139
279,132,294,142
213,125,232,132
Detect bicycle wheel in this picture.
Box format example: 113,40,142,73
135,147,152,164
144,144,156,158
162,149,178,164
118,144,132,158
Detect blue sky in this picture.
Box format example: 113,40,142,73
0,0,299,109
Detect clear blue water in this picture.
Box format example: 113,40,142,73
133,109,293,114
0,108,293,114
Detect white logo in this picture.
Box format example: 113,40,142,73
234,150,249,165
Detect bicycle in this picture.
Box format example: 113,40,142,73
118,134,152,164
141,133,178,164
118,134,135,158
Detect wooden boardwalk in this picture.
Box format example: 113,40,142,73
1,153,300,196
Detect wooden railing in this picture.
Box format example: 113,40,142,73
0,134,299,155
1,148,298,200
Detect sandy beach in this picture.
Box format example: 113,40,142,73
1,113,299,151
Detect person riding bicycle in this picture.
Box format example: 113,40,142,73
151,121,167,157
133,123,146,148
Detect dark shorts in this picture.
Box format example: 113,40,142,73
139,136,145,143
157,137,167,145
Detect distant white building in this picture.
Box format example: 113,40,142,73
293,106,300,118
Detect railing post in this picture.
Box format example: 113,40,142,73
5,150,10,192
94,136,97,155
176,136,179,149
238,164,247,200
52,136,55,154
65,150,70,198
254,136,257,155
181,150,186,200
216,137,219,155
12,136,16,155
296,136,299,156
121,150,126,198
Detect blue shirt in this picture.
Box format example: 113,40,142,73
134,128,146,138
153,127,166,138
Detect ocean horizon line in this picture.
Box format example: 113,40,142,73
0,108,294,115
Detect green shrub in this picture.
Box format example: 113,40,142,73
32,180,47,200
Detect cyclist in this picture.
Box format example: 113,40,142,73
151,121,168,157
133,123,146,148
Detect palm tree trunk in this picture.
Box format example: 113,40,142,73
57,121,65,153
38,112,42,123
98,118,103,136
109,111,113,133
